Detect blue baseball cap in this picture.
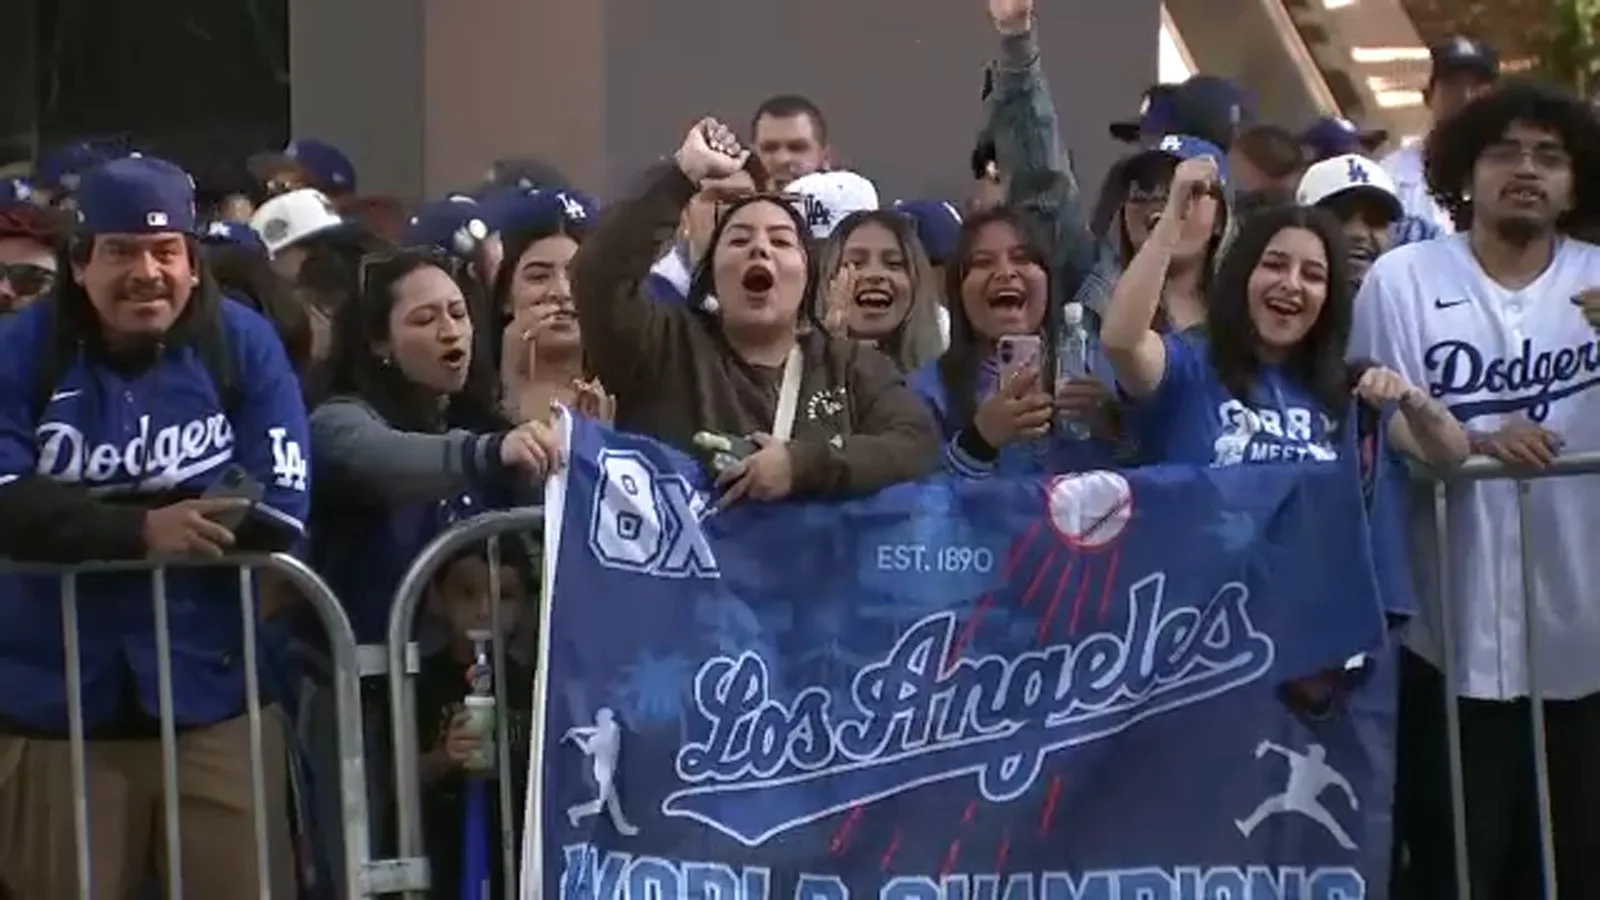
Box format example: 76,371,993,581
35,140,122,195
74,155,197,236
1300,116,1388,162
249,138,357,194
402,195,492,257
893,199,963,266
198,219,267,254
1109,84,1180,143
1430,37,1498,85
480,187,596,236
482,158,571,193
1142,134,1230,186
1114,77,1253,150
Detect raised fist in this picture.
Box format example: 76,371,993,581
676,118,748,184
987,0,1033,35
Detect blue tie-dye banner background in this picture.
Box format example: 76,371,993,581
522,415,1398,900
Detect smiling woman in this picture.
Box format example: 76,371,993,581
814,210,945,373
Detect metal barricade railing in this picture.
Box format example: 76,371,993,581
0,553,371,900
1415,453,1600,900
359,507,547,899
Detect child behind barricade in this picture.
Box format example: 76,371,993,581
416,544,537,899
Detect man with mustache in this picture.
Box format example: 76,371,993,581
0,154,308,898
1295,153,1402,287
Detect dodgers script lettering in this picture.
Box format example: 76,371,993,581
1425,336,1600,422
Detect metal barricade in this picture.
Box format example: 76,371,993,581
368,507,547,899
0,553,371,900
1416,454,1599,900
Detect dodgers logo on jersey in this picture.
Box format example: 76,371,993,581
1425,336,1600,422
36,413,234,489
662,572,1275,846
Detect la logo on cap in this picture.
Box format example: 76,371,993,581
146,211,169,228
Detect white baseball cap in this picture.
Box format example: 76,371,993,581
788,171,880,239
250,187,344,257
1295,154,1402,222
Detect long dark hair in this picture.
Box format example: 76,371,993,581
684,194,822,328
323,248,505,433
486,217,592,374
1205,204,1354,424
205,243,314,374
294,224,391,315
935,206,1050,428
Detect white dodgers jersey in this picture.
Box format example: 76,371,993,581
1350,234,1600,700
1380,143,1455,236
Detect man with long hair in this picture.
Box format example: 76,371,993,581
0,156,308,897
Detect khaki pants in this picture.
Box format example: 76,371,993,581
0,712,294,899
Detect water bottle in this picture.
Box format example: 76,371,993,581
1056,302,1092,440
461,631,496,773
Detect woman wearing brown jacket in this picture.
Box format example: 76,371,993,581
571,118,940,503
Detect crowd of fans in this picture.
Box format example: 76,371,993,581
0,0,1595,895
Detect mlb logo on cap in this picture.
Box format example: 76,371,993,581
74,155,198,236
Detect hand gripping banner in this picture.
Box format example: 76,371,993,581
522,414,1397,900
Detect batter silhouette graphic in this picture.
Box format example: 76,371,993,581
565,707,640,836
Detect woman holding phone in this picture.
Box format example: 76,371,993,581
910,206,1128,478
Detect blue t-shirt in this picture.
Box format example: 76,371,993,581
1132,333,1340,467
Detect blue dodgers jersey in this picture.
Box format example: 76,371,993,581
0,298,311,731
1132,333,1340,467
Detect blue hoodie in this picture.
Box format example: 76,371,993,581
0,298,311,733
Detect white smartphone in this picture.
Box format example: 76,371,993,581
996,335,1043,378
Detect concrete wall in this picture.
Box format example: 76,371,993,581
289,0,1160,204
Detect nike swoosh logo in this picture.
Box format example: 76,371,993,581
48,389,81,402
1434,298,1470,310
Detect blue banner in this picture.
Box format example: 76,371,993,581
523,415,1397,900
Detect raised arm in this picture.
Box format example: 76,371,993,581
571,119,752,402
982,0,1097,303
310,398,512,503
569,163,693,401
1100,157,1217,397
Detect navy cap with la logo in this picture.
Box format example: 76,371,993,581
74,155,198,236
